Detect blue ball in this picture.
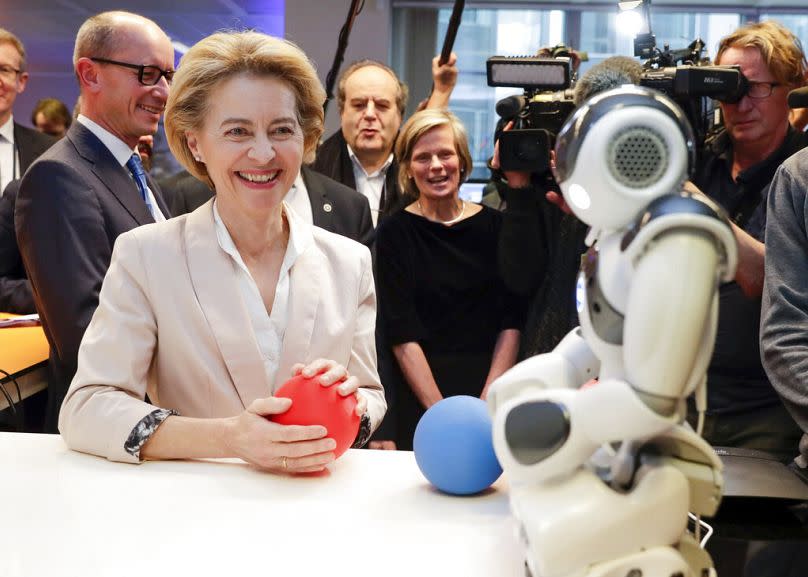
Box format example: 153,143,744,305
413,395,503,495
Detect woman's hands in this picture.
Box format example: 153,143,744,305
491,121,532,189
223,359,367,474
224,397,336,474
291,358,368,417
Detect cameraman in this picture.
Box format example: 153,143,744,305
689,20,808,460
495,56,642,357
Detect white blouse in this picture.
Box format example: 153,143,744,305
213,201,308,389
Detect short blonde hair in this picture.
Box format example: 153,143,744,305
164,31,325,188
717,20,807,88
0,28,26,71
395,109,472,199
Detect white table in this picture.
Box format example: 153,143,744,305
0,433,523,577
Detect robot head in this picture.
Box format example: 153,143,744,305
553,86,696,231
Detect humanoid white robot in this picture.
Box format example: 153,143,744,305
487,86,738,577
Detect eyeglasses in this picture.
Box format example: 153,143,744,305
90,57,174,86
0,65,22,82
746,81,781,99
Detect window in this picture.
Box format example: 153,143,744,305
761,14,808,49
395,7,564,180
437,9,565,180
392,4,808,184
579,10,740,72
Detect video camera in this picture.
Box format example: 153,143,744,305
487,46,580,173
634,31,748,145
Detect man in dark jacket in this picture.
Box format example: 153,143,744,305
0,28,56,196
16,11,173,432
312,55,457,228
689,21,808,460
0,29,56,313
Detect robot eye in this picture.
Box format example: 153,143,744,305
504,401,571,465
608,126,669,189
568,183,591,210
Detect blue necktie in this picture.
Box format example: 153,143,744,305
126,153,155,216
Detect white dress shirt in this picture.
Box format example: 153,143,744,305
347,145,393,227
0,115,19,196
76,115,165,222
213,200,307,388
284,171,313,225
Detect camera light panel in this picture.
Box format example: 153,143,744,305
487,56,571,90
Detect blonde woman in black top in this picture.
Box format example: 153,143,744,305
376,109,526,449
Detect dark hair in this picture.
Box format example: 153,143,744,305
31,98,72,129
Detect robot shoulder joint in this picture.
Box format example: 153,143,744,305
620,192,737,281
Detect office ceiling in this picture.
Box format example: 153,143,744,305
404,0,808,9
0,0,284,71
2,0,806,72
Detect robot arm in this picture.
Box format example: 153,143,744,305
624,224,733,408
487,327,600,414
492,204,736,483
492,378,690,485
488,87,736,577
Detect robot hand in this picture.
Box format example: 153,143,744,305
487,328,598,414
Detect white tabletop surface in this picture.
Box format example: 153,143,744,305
0,433,523,577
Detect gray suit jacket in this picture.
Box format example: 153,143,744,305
15,122,169,430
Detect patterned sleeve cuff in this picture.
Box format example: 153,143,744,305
351,412,372,449
124,408,179,460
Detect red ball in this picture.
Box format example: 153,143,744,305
269,374,360,459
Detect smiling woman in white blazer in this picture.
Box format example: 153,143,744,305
59,31,386,473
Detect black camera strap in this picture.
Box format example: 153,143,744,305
729,183,765,229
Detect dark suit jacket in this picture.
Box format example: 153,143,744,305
159,166,373,247
311,130,408,222
301,166,373,247
15,122,169,431
0,180,34,313
14,123,56,176
157,170,215,216
0,126,54,313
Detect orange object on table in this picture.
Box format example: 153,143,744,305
0,313,49,375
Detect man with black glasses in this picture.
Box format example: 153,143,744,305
0,29,55,196
0,29,54,316
16,11,172,431
689,20,807,459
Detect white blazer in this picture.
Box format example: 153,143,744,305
59,200,385,463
